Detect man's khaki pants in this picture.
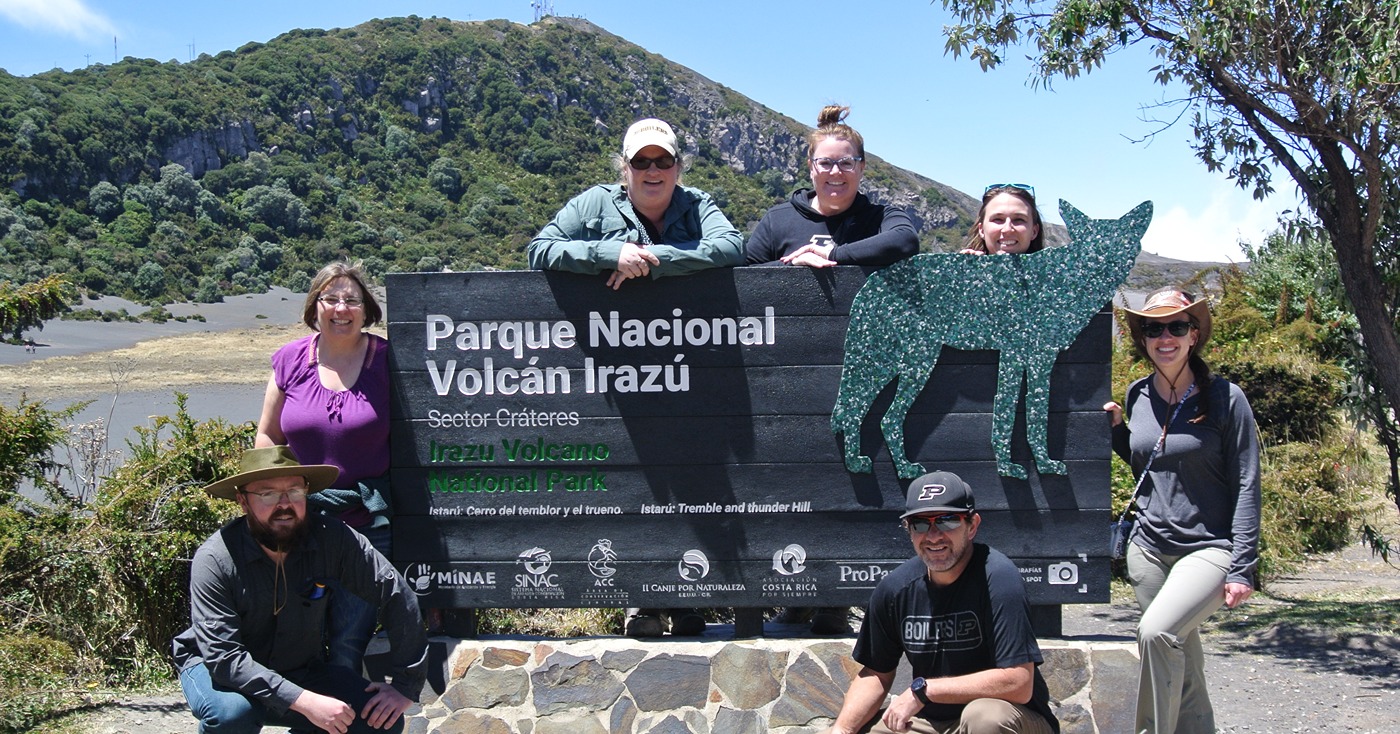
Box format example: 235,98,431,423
861,698,1056,734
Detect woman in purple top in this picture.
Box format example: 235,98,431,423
255,260,394,674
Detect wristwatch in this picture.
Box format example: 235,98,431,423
910,676,929,704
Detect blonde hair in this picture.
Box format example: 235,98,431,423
808,105,865,160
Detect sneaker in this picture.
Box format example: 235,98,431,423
625,608,667,638
668,609,706,636
810,607,853,635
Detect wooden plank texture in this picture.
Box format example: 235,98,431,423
386,268,1117,607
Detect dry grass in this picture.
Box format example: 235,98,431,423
0,324,340,398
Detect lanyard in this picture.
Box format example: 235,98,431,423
1120,382,1196,520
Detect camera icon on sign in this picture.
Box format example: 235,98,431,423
1047,562,1079,585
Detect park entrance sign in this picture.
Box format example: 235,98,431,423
386,262,1120,611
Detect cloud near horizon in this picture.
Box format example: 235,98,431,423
0,0,116,41
1140,180,1299,264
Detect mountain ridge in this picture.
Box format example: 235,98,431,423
0,15,1214,305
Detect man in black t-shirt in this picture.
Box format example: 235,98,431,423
827,471,1058,734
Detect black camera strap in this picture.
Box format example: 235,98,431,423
1118,382,1196,524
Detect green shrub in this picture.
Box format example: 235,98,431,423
0,633,79,732
91,396,250,657
477,607,620,637
1258,438,1377,580
0,399,85,505
1216,350,1344,445
0,394,250,729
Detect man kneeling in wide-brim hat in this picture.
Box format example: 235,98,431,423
172,446,426,734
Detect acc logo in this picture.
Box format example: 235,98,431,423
587,539,618,580
678,549,710,581
917,482,947,501
771,544,808,576
517,547,552,575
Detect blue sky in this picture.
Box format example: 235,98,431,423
0,0,1300,263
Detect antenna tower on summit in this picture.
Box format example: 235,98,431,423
531,0,555,22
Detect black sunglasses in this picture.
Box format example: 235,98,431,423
1141,320,1194,338
629,154,677,171
905,513,968,534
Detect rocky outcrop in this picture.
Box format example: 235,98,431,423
163,119,261,177
540,16,980,241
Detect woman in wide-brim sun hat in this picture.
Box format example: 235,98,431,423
1103,286,1260,733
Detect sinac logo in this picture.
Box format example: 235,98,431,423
587,539,618,579
517,547,552,576
678,549,710,581
771,544,808,576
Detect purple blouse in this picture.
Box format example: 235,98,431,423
272,333,391,508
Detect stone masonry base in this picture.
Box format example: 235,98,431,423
389,636,1138,733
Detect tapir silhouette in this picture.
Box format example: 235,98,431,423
831,200,1151,479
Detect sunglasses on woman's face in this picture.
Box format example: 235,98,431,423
629,153,676,170
1141,320,1194,338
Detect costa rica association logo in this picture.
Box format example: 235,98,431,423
771,543,808,576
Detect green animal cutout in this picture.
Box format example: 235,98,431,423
831,200,1151,480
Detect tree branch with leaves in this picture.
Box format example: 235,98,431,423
940,0,1400,508
0,274,72,343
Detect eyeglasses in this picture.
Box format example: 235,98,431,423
317,295,364,309
905,513,968,534
811,156,864,173
984,183,1036,198
240,487,309,506
629,153,677,170
1141,320,1194,338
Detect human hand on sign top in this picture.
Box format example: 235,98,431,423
780,242,837,268
607,242,660,289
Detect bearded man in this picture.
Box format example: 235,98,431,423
171,446,426,734
826,471,1059,734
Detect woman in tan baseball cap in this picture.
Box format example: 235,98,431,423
1103,287,1260,733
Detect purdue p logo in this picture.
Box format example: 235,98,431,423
918,483,946,501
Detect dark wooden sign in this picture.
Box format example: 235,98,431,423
386,267,1111,609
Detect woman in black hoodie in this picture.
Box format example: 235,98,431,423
745,105,918,268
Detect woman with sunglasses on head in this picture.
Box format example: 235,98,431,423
1102,288,1260,734
958,183,1044,255
255,261,398,673
745,105,917,268
529,117,743,290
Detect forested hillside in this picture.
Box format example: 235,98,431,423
0,15,977,304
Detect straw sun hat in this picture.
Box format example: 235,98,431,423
1123,288,1213,349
